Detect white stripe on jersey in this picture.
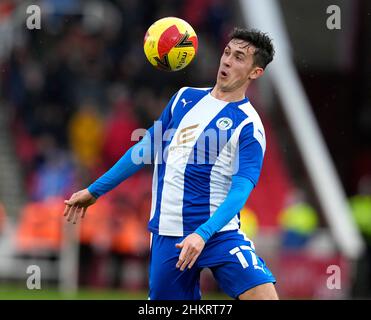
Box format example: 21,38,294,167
149,152,159,221
159,93,228,236
171,87,189,114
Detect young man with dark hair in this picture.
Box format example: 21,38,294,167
64,27,278,300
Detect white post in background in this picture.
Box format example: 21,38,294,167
59,221,80,297
239,0,365,260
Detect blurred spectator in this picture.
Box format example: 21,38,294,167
68,103,104,169
278,189,319,249
0,202,6,235
15,197,64,255
109,194,149,290
102,97,139,167
350,176,371,242
13,120,38,166
350,175,371,298
181,0,211,30
0,1,15,20
240,207,259,240
133,87,160,130
0,0,16,60
78,197,113,287
204,0,233,48
30,134,75,201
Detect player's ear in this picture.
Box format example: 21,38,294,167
249,67,264,80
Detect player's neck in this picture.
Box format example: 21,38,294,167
210,85,247,102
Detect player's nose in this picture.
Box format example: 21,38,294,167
222,56,232,68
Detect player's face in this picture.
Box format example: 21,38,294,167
216,39,264,92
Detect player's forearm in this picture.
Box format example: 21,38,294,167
88,135,151,198
194,176,254,243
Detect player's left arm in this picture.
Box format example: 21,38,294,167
175,176,254,271
176,123,265,271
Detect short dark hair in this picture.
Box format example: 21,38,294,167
229,27,275,69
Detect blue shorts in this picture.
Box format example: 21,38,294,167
148,230,276,300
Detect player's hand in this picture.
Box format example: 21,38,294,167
63,189,96,224
175,233,205,271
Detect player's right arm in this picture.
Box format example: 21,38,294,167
63,188,96,224
63,132,152,224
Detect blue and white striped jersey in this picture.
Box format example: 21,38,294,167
148,87,266,236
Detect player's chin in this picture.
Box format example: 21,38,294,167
216,77,229,88
217,81,231,92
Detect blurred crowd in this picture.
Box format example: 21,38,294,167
0,0,235,289
0,0,370,298
2,0,234,198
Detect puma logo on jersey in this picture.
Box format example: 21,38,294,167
258,129,264,138
181,98,192,108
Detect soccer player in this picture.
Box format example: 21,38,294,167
64,27,278,300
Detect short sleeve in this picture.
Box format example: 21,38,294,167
233,122,265,186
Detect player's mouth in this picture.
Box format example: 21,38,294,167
219,70,228,78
